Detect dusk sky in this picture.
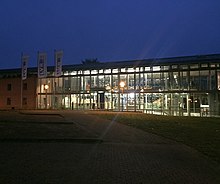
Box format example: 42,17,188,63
0,0,220,69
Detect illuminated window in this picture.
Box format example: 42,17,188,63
201,64,208,68
153,66,160,71
64,71,69,76
84,70,90,74
112,69,118,73
127,68,134,72
71,71,77,75
180,65,188,70
98,75,104,87
104,69,111,74
112,75,119,89
91,70,98,74
162,66,169,70
190,64,198,69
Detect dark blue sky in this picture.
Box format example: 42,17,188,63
1,0,220,69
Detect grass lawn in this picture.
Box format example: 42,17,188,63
89,111,220,164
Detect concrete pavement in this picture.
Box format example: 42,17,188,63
0,110,219,184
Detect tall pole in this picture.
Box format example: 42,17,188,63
120,81,125,112
20,53,23,109
53,49,56,109
44,84,49,109
121,88,124,111
46,88,48,109
21,53,28,109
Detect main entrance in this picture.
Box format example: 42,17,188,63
97,92,105,109
38,91,213,117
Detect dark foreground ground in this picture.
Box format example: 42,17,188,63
0,110,219,184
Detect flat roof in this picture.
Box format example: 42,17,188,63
1,53,220,75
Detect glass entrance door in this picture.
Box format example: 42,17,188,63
97,92,105,109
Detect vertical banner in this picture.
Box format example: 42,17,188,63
54,50,63,77
21,55,29,80
38,52,47,78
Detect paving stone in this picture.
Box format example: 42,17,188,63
0,110,219,183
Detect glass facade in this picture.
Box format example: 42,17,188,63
37,58,220,117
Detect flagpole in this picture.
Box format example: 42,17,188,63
20,52,23,109
53,49,56,109
37,51,40,109
37,51,39,109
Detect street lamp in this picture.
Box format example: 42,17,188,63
120,81,125,111
44,84,49,109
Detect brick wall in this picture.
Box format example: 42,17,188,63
0,76,37,109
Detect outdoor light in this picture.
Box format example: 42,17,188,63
129,93,135,98
44,84,49,90
120,81,125,88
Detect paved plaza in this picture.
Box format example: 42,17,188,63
0,110,219,184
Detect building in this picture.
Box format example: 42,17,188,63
1,54,220,117
0,68,37,110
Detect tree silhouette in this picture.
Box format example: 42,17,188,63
81,58,99,64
